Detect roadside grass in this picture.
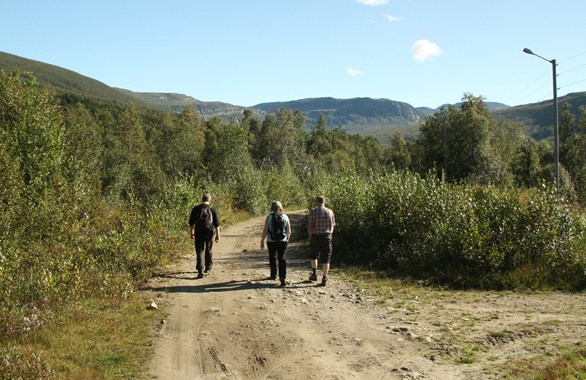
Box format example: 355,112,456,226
336,266,586,379
336,266,430,303
506,350,586,380
0,295,162,379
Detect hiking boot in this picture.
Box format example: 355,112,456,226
279,279,286,287
197,272,204,279
309,273,318,282
270,275,277,280
204,267,210,273
321,276,327,286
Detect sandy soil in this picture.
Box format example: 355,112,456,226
143,210,586,379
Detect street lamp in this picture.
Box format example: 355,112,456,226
523,47,559,188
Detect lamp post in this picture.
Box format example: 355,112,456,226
523,47,559,188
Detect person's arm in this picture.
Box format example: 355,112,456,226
212,208,221,242
286,216,292,241
260,216,269,249
330,210,336,234
188,207,195,240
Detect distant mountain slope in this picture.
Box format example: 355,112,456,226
117,90,254,119
254,97,424,135
0,51,144,106
0,51,245,117
416,102,509,119
434,102,510,112
2,51,584,141
494,92,586,140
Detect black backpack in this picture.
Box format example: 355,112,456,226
196,204,213,232
270,213,286,240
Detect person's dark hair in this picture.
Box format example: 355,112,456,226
202,193,212,202
316,196,325,204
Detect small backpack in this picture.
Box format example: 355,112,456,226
270,214,286,240
196,204,213,232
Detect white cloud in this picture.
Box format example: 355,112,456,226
411,39,443,62
356,0,389,6
347,68,363,77
385,14,401,23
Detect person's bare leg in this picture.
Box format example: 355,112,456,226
322,262,330,277
321,262,330,285
311,259,318,270
309,259,318,281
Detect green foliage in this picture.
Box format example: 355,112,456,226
252,109,306,171
263,167,306,209
511,138,545,188
202,118,253,182
148,106,205,179
229,166,268,215
0,74,188,347
101,105,166,201
386,132,412,169
418,94,522,185
305,115,386,175
0,71,65,200
324,171,586,289
559,103,586,203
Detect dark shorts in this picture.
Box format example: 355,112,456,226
309,234,332,263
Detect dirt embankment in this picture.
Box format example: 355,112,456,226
143,210,586,379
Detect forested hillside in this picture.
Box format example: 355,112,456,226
0,51,143,105
494,91,586,139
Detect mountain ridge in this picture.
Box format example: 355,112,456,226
1,50,584,140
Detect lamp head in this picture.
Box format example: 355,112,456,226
523,48,534,55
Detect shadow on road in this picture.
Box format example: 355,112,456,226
141,277,319,294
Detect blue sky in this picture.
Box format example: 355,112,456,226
1,0,585,108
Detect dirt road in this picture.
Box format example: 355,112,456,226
144,211,586,379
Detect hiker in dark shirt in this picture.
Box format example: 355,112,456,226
260,201,291,287
189,193,220,278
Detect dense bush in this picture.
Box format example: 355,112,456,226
0,74,188,341
326,171,586,289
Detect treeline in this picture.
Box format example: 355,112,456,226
1,70,586,353
384,94,586,205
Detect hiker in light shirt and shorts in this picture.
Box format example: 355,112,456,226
307,196,335,286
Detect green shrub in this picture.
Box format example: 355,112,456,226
229,166,267,215
263,167,306,210
324,170,586,289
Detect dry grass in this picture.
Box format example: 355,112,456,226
0,295,161,379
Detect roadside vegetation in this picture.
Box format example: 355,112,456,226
1,70,585,378
336,268,586,379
